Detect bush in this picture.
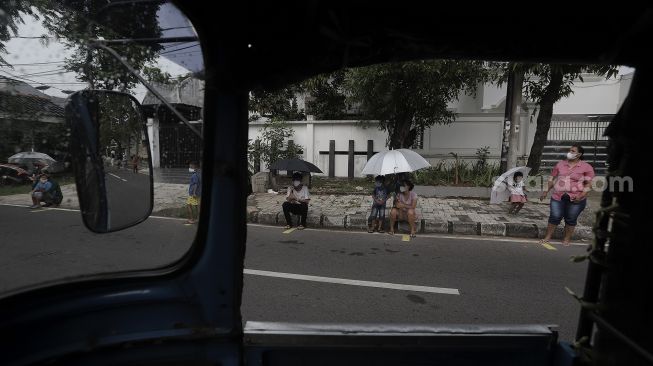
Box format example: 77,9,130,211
413,158,499,187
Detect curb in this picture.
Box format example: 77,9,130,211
247,210,594,241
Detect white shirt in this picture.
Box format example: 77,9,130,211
287,185,310,203
507,181,525,196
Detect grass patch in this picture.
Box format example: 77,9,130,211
309,176,375,195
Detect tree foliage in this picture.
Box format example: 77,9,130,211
345,60,491,148
36,0,163,92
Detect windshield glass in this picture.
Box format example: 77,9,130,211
243,60,634,342
0,0,203,295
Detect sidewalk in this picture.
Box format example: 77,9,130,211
0,183,190,213
247,192,596,241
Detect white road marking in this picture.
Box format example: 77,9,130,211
108,173,127,182
244,269,460,295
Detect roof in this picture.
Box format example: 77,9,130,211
0,77,65,123
177,3,653,91
141,78,204,108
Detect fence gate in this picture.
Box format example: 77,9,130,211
542,116,612,175
159,124,202,168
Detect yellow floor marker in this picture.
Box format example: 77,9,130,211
402,234,410,242
541,242,557,251
283,228,297,234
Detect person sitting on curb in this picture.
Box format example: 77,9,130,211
29,173,52,209
41,171,63,207
282,172,310,230
389,179,418,238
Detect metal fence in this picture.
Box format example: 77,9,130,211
547,120,610,141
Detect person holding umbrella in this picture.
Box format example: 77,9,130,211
282,172,310,230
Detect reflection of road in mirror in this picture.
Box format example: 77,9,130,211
104,166,152,230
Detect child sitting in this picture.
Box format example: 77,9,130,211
507,171,527,214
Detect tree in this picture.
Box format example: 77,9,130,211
0,1,43,67
300,70,350,120
257,120,303,169
344,59,490,149
249,86,305,122
492,63,619,174
142,65,174,84
37,0,163,92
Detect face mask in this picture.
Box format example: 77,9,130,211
189,168,195,173
293,180,301,187
375,182,382,187
566,152,577,160
40,179,47,183
400,186,407,192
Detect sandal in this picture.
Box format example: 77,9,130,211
562,240,571,247
539,239,551,245
388,231,395,235
284,225,291,229
410,233,416,238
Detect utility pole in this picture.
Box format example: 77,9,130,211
508,70,524,169
499,70,514,173
499,68,524,172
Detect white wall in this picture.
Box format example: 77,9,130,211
249,120,388,177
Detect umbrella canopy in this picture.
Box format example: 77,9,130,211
8,151,55,162
361,149,431,176
269,158,323,173
490,166,532,204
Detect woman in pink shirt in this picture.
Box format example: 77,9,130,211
389,179,418,238
539,145,595,246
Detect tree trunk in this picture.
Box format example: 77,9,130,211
389,119,415,149
526,69,564,175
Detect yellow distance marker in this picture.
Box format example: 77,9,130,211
283,228,297,234
402,234,410,242
541,242,557,251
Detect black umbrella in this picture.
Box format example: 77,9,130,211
269,158,323,173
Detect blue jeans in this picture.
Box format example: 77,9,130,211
368,204,386,224
548,195,587,226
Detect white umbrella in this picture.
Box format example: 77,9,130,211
8,152,56,164
361,149,431,175
490,166,531,204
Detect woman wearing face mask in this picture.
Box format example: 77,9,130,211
539,144,595,246
282,172,310,230
389,179,418,238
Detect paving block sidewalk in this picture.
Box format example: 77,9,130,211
247,193,596,241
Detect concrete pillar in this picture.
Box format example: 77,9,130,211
147,117,160,168
305,122,315,164
348,140,354,179
328,140,335,178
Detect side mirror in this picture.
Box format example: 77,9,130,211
65,90,153,233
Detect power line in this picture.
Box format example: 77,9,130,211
0,69,69,92
160,43,199,55
1,61,66,66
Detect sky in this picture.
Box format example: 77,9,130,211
0,3,199,101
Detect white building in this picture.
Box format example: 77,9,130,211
248,70,634,177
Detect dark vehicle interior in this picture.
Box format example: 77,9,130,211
0,2,651,365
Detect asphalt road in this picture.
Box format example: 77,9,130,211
0,205,588,341
104,167,152,230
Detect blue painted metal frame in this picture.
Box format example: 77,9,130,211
0,13,250,363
